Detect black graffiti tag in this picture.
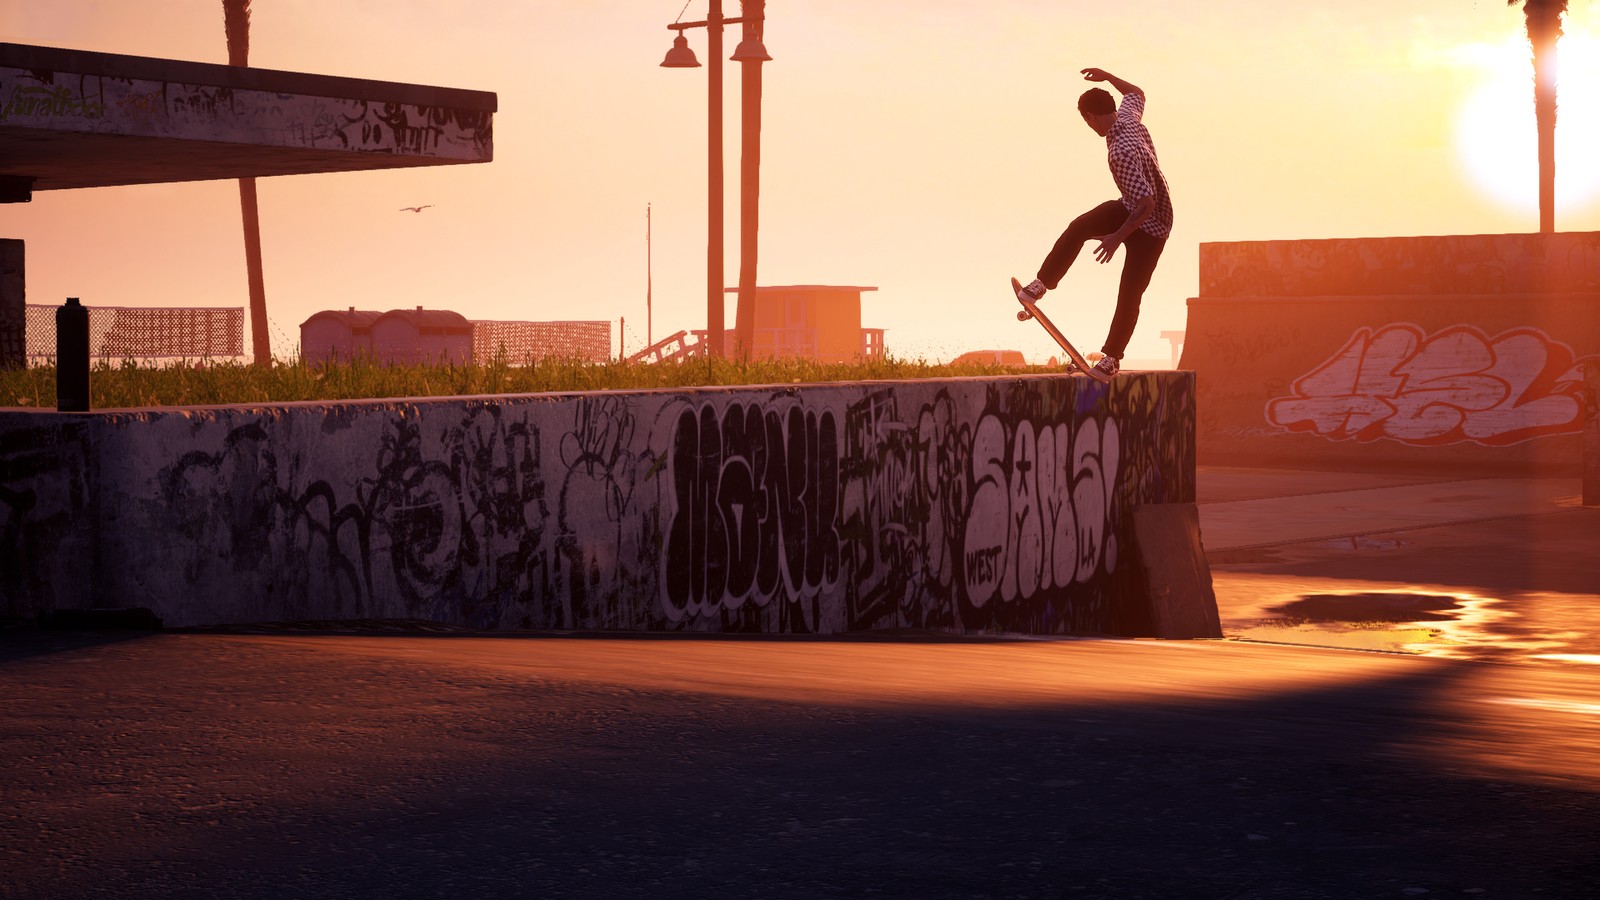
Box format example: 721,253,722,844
663,401,840,621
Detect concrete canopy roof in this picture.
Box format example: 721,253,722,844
0,42,495,196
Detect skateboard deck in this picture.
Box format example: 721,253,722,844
1012,278,1109,383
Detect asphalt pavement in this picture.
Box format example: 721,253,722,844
1200,466,1600,663
1,464,1597,900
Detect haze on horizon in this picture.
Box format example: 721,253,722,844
3,0,1599,364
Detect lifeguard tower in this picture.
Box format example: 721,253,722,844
717,284,884,363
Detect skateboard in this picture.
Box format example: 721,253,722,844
1012,277,1110,384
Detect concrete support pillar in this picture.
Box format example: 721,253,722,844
0,239,22,370
1131,503,1222,639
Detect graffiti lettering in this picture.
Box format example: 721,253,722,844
663,401,841,622
964,410,1120,611
965,545,1003,586
838,389,967,630
556,397,638,624
0,85,106,121
114,90,161,118
1267,323,1597,447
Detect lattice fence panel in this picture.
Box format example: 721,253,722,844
472,320,611,363
27,305,244,360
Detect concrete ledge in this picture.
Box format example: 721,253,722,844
1199,232,1600,297
0,373,1197,636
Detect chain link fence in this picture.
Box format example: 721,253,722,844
26,304,244,361
24,305,612,365
472,319,611,364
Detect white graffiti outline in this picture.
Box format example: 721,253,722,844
1266,322,1596,447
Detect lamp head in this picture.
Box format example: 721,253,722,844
660,32,701,68
729,36,771,62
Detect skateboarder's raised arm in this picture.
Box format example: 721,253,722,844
1080,68,1142,99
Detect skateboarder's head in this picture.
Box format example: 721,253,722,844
1078,88,1116,136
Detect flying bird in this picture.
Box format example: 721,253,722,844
399,205,433,213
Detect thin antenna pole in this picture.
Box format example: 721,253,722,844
647,203,653,346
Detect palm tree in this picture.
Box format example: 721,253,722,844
223,0,271,365
733,0,767,363
1508,0,1568,234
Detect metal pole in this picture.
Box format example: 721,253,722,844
647,203,653,347
706,0,725,359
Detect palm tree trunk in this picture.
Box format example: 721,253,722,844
238,177,269,363
1533,51,1557,234
224,0,270,364
734,0,765,362
1514,0,1566,234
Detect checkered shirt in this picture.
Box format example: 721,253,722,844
1106,92,1173,239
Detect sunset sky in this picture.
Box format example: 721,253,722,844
4,0,1600,365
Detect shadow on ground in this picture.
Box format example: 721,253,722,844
2,632,1595,899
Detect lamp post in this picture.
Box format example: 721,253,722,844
661,1,770,360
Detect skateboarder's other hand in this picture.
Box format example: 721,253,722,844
1081,67,1111,82
1092,234,1122,264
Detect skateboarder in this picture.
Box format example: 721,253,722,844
1014,67,1173,380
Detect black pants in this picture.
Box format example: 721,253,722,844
1036,199,1167,359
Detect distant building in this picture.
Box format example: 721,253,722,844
713,285,884,363
302,308,614,366
370,307,473,365
300,306,473,365
300,308,382,363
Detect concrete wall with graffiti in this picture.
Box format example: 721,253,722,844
0,374,1195,633
1183,232,1600,471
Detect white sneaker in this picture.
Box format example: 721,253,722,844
1015,278,1046,302
1091,355,1120,380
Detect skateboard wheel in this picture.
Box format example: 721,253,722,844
1016,309,1032,321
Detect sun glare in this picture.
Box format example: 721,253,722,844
1455,30,1600,214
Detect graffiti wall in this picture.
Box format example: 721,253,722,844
0,374,1196,634
1184,232,1600,471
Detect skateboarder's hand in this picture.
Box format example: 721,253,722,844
1092,234,1122,264
1081,67,1111,82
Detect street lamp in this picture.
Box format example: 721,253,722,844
661,1,770,360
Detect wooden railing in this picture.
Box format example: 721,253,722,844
624,327,887,364
622,330,697,364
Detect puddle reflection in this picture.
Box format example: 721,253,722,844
1226,589,1596,664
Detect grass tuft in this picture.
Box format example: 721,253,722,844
2,353,1053,409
